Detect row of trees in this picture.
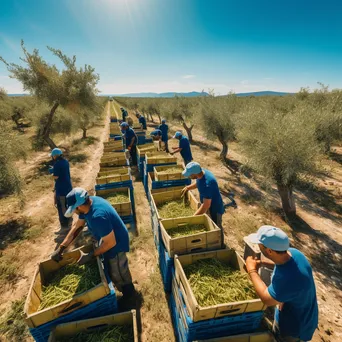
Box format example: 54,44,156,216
0,42,105,195
117,88,342,217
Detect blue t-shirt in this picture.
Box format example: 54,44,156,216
268,248,318,340
79,196,130,260
139,116,147,129
196,169,225,215
158,123,169,142
53,158,72,196
179,136,192,162
124,127,137,147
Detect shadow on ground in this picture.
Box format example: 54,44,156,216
0,218,31,250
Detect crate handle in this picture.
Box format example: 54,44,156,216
190,238,202,244
59,301,83,314
218,308,241,315
86,323,109,331
177,223,187,227
190,247,204,252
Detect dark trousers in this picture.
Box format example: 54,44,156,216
183,158,193,167
55,195,72,228
210,211,224,248
129,145,137,166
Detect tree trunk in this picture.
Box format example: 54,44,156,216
82,128,87,139
156,113,162,124
42,102,59,149
149,113,154,122
217,133,228,162
182,122,194,143
276,183,296,217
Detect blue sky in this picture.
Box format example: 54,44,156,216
1,0,342,95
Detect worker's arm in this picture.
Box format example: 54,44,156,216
246,256,280,306
128,136,135,149
60,218,86,248
194,198,211,215
53,176,58,180
171,147,182,154
181,182,197,197
93,231,116,257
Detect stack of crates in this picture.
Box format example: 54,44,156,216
100,152,129,169
103,139,124,153
150,188,201,291
136,144,157,178
143,153,177,194
25,245,118,342
170,249,267,342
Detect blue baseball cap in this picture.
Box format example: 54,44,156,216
120,122,129,128
182,161,202,178
50,148,63,157
173,131,182,139
64,188,89,218
248,226,290,251
162,119,166,123
150,129,161,136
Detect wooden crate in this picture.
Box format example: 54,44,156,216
48,310,138,342
196,332,275,342
150,188,200,221
174,249,267,322
136,144,157,158
24,245,111,328
146,153,177,165
100,152,127,168
98,167,130,178
104,140,123,148
154,165,185,181
96,187,132,216
96,173,130,185
147,172,184,194
160,214,222,257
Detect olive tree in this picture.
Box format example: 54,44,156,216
0,41,99,149
238,100,322,217
200,95,237,161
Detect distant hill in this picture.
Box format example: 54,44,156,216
110,91,209,98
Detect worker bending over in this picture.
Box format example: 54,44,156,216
181,162,225,247
121,122,137,166
150,129,163,150
246,226,318,342
158,119,169,153
49,148,72,230
51,187,137,309
170,131,193,166
136,113,147,130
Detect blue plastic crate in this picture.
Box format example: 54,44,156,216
110,118,118,122
29,292,118,342
158,240,174,292
137,136,146,145
121,214,135,224
170,292,185,342
150,177,191,190
145,138,153,144
109,133,122,138
95,179,133,191
171,274,263,341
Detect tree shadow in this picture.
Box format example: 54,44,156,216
191,140,220,152
0,218,31,250
285,215,342,292
68,153,88,164
329,151,342,165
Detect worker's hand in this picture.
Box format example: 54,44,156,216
181,186,189,198
245,256,261,273
51,245,66,262
77,250,94,266
127,146,132,151
172,147,177,150
48,166,54,174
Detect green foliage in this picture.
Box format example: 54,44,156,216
199,95,238,160
0,298,28,341
0,41,100,149
0,121,27,195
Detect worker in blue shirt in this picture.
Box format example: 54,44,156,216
51,188,137,310
246,226,318,342
170,131,193,165
120,122,137,166
136,113,147,130
158,119,169,153
181,162,225,247
49,148,73,229
120,107,128,122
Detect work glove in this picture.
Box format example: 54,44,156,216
48,166,54,174
51,245,66,262
181,186,189,198
77,250,94,266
